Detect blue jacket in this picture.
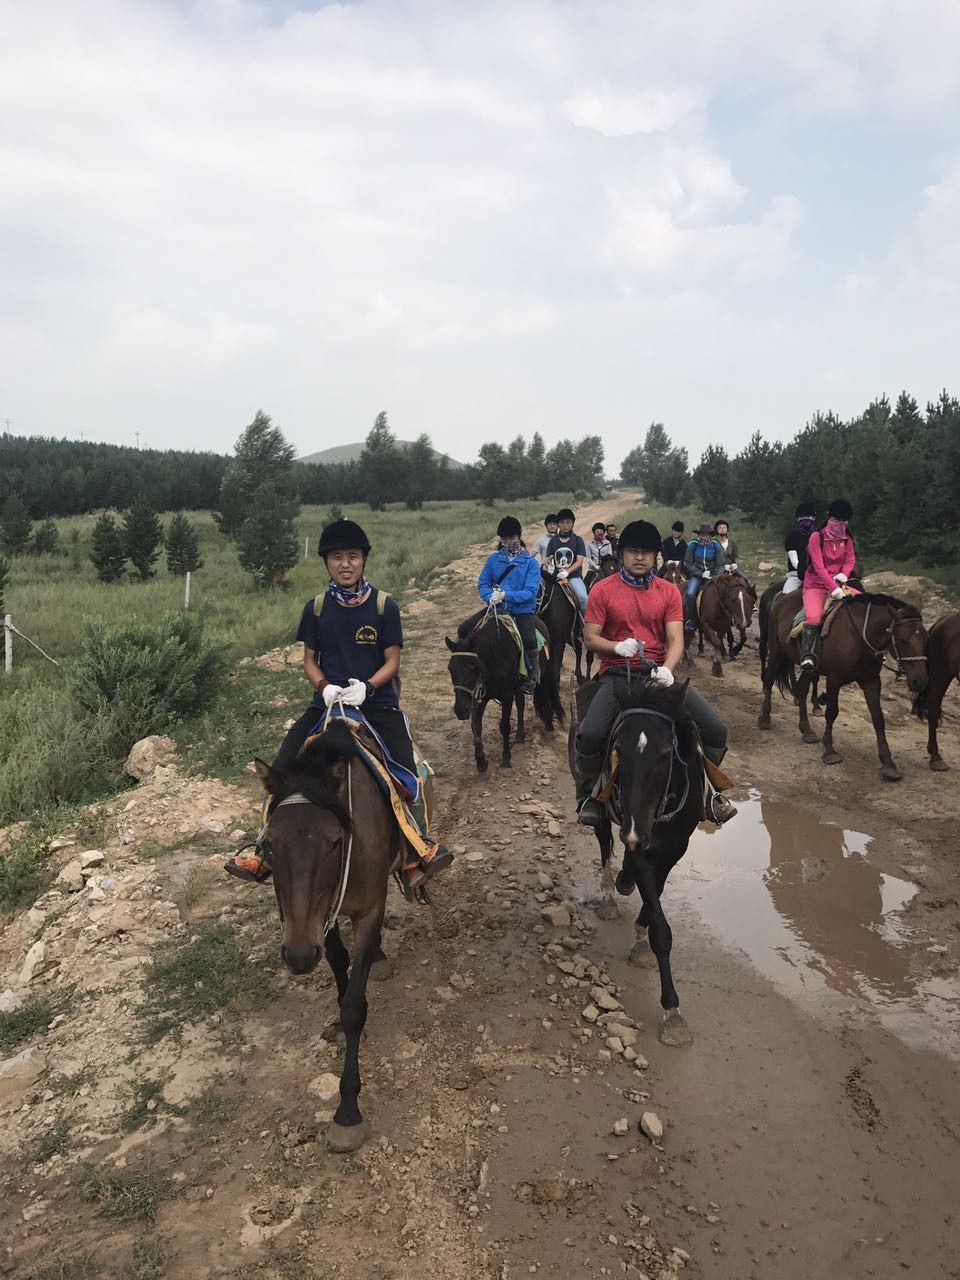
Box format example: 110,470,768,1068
478,550,541,615
683,539,725,577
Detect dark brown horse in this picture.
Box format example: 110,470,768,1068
446,613,534,769
254,722,397,1152
759,593,928,779
913,612,960,770
659,562,695,668
759,579,826,714
535,567,583,730
584,553,619,679
697,572,757,677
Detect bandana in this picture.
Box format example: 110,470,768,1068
500,538,522,557
823,517,848,541
620,566,657,590
327,577,372,607
795,515,816,535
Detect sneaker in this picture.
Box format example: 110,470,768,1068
420,842,454,878
224,846,272,883
706,793,738,825
684,620,698,633
577,797,604,829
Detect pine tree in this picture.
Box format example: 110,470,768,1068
527,433,548,498
0,494,33,556
692,445,733,513
165,512,204,576
404,434,437,510
236,487,300,589
90,514,127,583
122,496,164,581
215,410,297,541
31,519,62,556
358,411,401,511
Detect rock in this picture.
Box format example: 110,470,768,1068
640,1111,664,1141
537,872,554,890
606,1037,625,1055
80,849,105,870
124,735,178,782
591,986,622,1012
308,1073,341,1104
605,1021,639,1047
48,836,77,853
560,936,581,952
0,1047,47,1102
757,561,776,573
0,990,23,1014
464,851,486,863
613,1118,629,1136
54,860,84,893
87,887,106,903
633,1054,649,1070
541,905,572,928
581,1004,600,1024
19,941,46,985
546,819,561,838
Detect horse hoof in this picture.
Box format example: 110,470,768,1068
370,956,393,982
327,1120,367,1153
930,758,950,772
822,751,843,765
802,730,821,745
476,759,488,773
757,716,772,730
500,760,512,769
812,704,823,717
880,765,903,782
711,662,723,678
594,896,619,921
626,942,650,968
322,1021,345,1043
659,1009,692,1048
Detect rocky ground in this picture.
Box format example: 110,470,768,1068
1,494,959,1279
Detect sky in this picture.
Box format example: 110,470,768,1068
2,0,960,470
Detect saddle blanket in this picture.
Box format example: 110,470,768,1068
478,611,550,674
788,588,857,640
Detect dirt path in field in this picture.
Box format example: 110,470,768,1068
3,491,960,1280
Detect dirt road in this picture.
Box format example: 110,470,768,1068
3,492,959,1279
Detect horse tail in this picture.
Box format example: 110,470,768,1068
758,595,769,680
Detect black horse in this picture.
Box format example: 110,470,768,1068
446,614,540,769
568,674,703,1045
535,567,584,730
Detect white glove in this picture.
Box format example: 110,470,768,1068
557,569,569,580
702,570,712,579
830,587,844,600
648,665,675,688
614,638,641,658
322,683,344,707
834,573,847,584
490,586,505,605
339,678,368,707
543,562,555,576
727,563,738,573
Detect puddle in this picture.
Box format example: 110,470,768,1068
606,791,960,1057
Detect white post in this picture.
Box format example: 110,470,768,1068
4,615,11,675
184,572,191,610
304,536,309,560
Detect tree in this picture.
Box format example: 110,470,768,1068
620,425,688,503
31,518,62,556
358,411,401,511
692,445,733,513
122,496,164,581
527,432,549,498
165,512,204,576
732,432,786,522
90,514,127,583
0,494,33,556
572,436,605,494
214,410,297,540
236,487,300,589
404,434,437,510
476,442,509,506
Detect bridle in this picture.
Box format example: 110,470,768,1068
616,707,692,824
449,649,486,706
858,601,927,677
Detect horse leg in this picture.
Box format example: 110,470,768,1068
860,675,902,781
595,818,619,920
500,694,513,768
328,908,381,1152
574,633,584,684
811,675,823,715
796,670,820,744
551,645,566,725
631,855,690,1044
702,620,724,678
471,698,488,772
758,653,776,729
821,677,843,764
926,675,950,770
322,923,350,1041
515,689,526,744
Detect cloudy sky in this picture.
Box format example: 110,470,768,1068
2,0,959,469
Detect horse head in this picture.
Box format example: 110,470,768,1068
660,561,684,588
445,633,482,720
613,679,693,853
254,726,355,974
598,553,619,579
718,571,756,630
886,602,929,694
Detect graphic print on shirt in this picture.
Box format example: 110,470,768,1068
355,625,378,645
554,545,575,571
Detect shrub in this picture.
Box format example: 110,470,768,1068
122,496,163,581
164,512,203,576
31,519,62,556
90,513,126,583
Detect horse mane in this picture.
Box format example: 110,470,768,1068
609,677,692,724
273,721,356,832
848,592,922,618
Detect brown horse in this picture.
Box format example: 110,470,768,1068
758,593,928,779
913,612,960,770
697,572,757,677
659,562,695,667
254,721,398,1152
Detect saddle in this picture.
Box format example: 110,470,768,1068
473,611,550,674
788,588,856,640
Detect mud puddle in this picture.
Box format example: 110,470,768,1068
665,790,960,1056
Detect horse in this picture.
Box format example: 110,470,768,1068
759,578,827,714
254,721,396,1153
584,553,620,679
758,592,928,780
697,572,757,677
568,674,703,1046
534,565,584,730
445,612,534,769
657,561,696,667
913,612,960,770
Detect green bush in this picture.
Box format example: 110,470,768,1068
71,612,226,749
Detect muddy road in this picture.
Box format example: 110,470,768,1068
3,493,959,1279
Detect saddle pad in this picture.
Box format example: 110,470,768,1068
788,591,853,641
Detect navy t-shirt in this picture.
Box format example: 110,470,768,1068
296,589,403,709
546,533,587,577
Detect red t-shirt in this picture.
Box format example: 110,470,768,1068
584,574,684,672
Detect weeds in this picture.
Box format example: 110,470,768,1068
48,1065,94,1095
120,1237,172,1280
25,1113,71,1165
0,989,68,1053
120,1079,186,1132
24,1255,98,1280
79,1164,172,1223
191,1079,238,1128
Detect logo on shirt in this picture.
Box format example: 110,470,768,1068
355,624,378,645
554,546,575,570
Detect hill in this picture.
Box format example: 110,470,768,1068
298,440,465,469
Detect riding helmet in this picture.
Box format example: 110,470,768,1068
617,519,662,551
317,519,372,557
826,499,853,521
794,501,816,518
556,507,575,521
497,516,523,539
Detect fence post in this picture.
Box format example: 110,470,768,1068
184,571,191,610
4,615,11,676
304,536,309,560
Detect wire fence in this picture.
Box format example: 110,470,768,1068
3,614,62,674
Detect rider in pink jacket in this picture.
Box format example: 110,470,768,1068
800,498,856,670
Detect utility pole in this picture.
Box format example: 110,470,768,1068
134,430,141,449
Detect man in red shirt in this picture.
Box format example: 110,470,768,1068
574,519,737,828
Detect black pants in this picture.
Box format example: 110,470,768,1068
461,608,539,648
577,670,728,760
274,703,416,775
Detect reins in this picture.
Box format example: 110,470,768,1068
856,600,927,677
618,707,692,823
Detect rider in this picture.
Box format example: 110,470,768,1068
534,514,559,563
585,521,614,573
545,508,588,613
799,499,856,672
605,523,619,556
660,520,687,566
714,520,740,573
573,519,737,828
783,502,816,595
476,516,542,694
224,518,453,887
682,523,726,632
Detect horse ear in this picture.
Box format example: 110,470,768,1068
254,758,280,795
445,635,456,652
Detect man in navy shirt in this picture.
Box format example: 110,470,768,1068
545,507,588,613
226,518,452,886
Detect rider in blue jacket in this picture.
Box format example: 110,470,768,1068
476,516,542,693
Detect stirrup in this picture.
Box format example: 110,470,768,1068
577,797,603,829
706,793,738,825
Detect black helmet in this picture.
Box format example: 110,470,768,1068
497,516,522,539
544,513,559,526
827,499,853,521
795,501,816,518
317,519,371,557
618,519,662,552
556,507,575,521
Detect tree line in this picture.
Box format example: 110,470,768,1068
622,390,960,568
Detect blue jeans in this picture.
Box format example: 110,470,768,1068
566,576,588,612
684,576,702,626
